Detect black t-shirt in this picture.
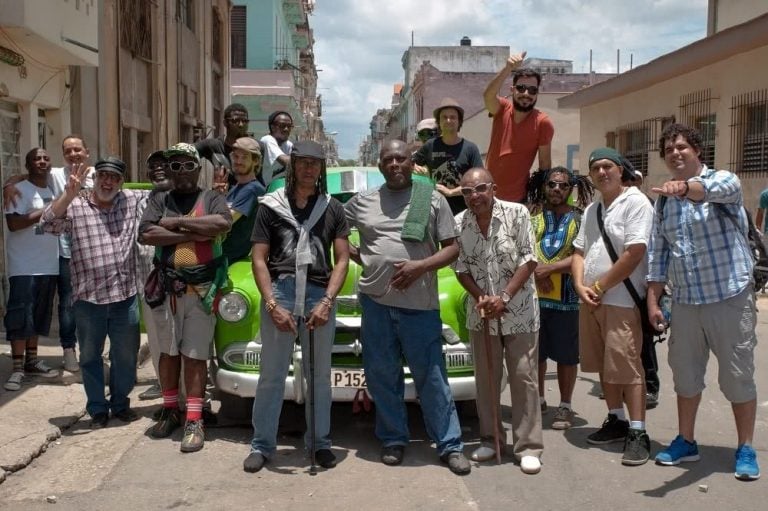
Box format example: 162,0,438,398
412,137,483,214
250,195,350,286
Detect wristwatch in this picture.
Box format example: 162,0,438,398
500,291,511,305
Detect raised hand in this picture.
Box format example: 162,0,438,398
506,51,527,70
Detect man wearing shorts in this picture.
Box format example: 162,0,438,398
572,148,654,466
530,167,584,429
139,143,232,453
647,123,760,480
3,148,59,390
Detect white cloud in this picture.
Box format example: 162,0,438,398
312,0,708,158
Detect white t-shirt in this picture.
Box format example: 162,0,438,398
5,180,59,277
259,134,293,186
573,186,654,308
49,166,94,258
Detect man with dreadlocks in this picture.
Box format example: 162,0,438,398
243,141,350,473
529,167,594,430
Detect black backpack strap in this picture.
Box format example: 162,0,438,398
596,203,645,310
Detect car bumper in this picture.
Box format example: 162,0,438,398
216,367,476,404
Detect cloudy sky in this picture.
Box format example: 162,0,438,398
311,0,709,159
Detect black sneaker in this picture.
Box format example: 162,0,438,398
315,449,337,469
587,414,629,445
243,452,267,473
112,408,139,423
646,392,659,409
150,407,181,438
440,451,471,475
381,445,405,466
622,428,651,466
90,412,109,429
138,383,162,401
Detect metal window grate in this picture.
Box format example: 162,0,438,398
119,0,151,60
230,5,246,68
679,90,716,167
613,117,674,175
729,89,768,176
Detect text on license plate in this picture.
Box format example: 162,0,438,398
331,369,367,388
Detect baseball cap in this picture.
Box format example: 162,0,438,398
163,142,200,163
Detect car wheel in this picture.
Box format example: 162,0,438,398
216,391,254,423
456,399,478,419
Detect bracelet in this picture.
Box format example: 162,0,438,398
681,180,690,197
320,296,334,308
593,280,605,295
265,299,277,313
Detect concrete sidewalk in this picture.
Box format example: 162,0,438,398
0,334,155,484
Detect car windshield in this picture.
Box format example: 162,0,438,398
267,166,385,203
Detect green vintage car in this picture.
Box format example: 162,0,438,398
198,167,476,407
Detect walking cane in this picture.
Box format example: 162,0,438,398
481,309,502,465
308,325,318,475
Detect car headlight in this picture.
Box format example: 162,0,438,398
218,292,248,322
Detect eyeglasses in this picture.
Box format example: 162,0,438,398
226,117,250,125
546,181,571,190
514,84,539,95
273,122,293,130
168,161,198,172
460,182,493,197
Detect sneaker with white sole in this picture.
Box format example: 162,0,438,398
551,406,574,430
24,359,58,378
655,434,700,466
520,455,542,474
4,371,24,391
63,348,79,372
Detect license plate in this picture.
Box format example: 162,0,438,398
331,369,367,388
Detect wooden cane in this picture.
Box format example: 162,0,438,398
481,308,502,464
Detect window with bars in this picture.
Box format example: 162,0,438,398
607,116,675,175
730,89,768,175
679,90,716,167
119,0,152,60
231,6,246,68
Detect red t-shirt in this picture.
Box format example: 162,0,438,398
486,97,554,202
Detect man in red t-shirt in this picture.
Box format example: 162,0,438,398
484,51,554,203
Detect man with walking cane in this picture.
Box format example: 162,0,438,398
454,167,543,474
243,141,350,473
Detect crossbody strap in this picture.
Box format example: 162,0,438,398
596,203,644,309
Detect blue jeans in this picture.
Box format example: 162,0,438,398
73,295,140,417
57,257,77,350
359,294,463,456
250,277,335,457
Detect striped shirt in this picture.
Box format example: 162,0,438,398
42,190,147,305
647,165,753,304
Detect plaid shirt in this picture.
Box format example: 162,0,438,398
647,165,753,304
42,190,147,305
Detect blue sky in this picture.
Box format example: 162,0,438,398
311,0,708,160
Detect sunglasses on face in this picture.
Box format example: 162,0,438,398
514,84,539,95
273,122,293,130
460,182,493,197
168,161,198,172
546,181,571,190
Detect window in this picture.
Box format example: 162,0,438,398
119,0,152,60
178,0,194,31
615,116,675,175
231,5,246,68
730,89,768,174
679,90,716,167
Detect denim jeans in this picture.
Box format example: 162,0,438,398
359,293,463,456
57,257,77,350
73,295,140,417
250,277,335,457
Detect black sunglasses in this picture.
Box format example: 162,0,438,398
514,84,539,95
546,181,571,190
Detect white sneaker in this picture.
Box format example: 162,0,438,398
4,371,24,391
520,455,541,474
63,348,79,372
470,445,497,462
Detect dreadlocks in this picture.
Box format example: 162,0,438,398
286,155,328,197
526,167,595,210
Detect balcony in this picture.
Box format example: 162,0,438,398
230,69,305,132
0,0,98,66
282,0,308,25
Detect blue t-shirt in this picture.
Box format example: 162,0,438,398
223,179,266,262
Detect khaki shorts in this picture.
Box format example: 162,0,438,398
151,293,215,361
579,303,644,385
668,288,757,403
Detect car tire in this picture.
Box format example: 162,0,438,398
456,399,478,419
217,391,254,423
